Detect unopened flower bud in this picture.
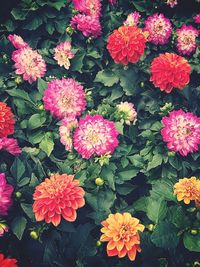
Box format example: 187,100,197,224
95,177,104,186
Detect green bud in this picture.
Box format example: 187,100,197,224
190,229,198,235
67,153,76,160
15,192,22,199
30,230,39,240
66,26,74,35
167,151,176,157
147,224,156,231
140,82,145,88
193,262,200,267
15,76,23,85
95,178,104,186
38,104,44,110
96,240,102,247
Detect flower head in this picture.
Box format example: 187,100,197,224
73,115,119,159
166,0,178,8
116,102,137,125
33,173,85,226
107,26,147,65
0,254,18,267
43,78,86,119
54,41,75,69
0,102,15,138
8,34,29,49
144,13,172,45
0,223,8,237
193,14,200,24
72,0,101,18
0,138,21,156
124,12,141,27
100,213,145,261
108,0,117,4
70,14,102,38
0,173,14,216
161,109,200,156
176,25,199,56
174,177,200,204
150,53,191,93
12,47,46,84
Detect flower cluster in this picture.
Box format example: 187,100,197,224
33,173,85,226
107,26,147,65
0,173,14,216
0,253,18,267
144,13,172,45
166,0,178,8
161,109,200,156
174,177,200,204
193,13,200,24
100,213,145,261
116,102,137,125
124,12,141,27
150,53,191,93
54,42,75,69
176,25,199,56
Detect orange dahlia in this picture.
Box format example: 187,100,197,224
174,177,200,204
100,213,145,261
33,173,85,226
107,26,147,65
0,102,15,138
150,53,191,93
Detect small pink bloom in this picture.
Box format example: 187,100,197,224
166,0,178,8
124,12,141,27
0,137,21,156
108,0,117,5
161,109,200,156
193,14,200,24
8,34,29,49
0,173,14,216
54,42,74,69
116,102,137,125
72,0,101,18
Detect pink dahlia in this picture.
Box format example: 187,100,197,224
176,25,199,56
108,0,117,4
0,173,14,216
0,137,21,156
54,42,75,69
12,47,46,84
124,12,141,27
70,14,102,38
43,78,86,119
193,14,200,24
59,116,78,151
144,13,172,45
74,115,119,159
116,102,137,125
166,0,178,8
8,34,29,49
72,0,101,18
161,109,200,156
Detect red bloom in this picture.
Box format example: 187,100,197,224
150,53,191,93
107,26,147,65
0,254,18,267
0,102,15,138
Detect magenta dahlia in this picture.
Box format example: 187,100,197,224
8,34,29,49
0,173,14,216
193,14,200,24
72,0,101,18
0,137,21,156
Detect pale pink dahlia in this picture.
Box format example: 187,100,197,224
124,12,141,27
59,116,78,151
70,14,102,38
166,0,178,8
54,42,75,69
0,173,14,216
73,115,119,159
72,0,101,18
176,25,199,56
193,14,200,24
161,110,200,156
144,13,172,45
12,47,46,84
43,78,86,119
8,34,29,49
0,137,21,156
116,102,137,125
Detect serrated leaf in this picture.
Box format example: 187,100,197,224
39,132,54,156
11,216,27,240
183,233,200,252
146,154,162,171
21,203,35,221
10,158,25,180
95,70,119,87
28,114,46,129
147,199,167,223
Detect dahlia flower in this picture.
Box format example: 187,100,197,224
0,138,22,156
193,14,200,24
0,223,8,237
107,26,147,65
72,0,101,18
73,115,119,159
176,25,199,56
174,177,200,204
166,0,178,8
150,53,191,93
116,102,137,125
33,173,85,226
144,13,172,45
0,102,15,138
124,12,141,27
59,116,78,151
0,173,14,216
100,213,145,261
12,47,46,84
54,41,75,69
8,34,29,49
161,109,200,156
70,14,102,38
0,254,18,267
43,78,86,119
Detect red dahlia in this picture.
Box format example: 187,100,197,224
107,26,147,65
150,53,191,93
0,102,15,138
0,253,18,267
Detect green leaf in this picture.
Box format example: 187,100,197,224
11,8,27,20
118,168,139,181
28,114,46,129
147,199,167,223
21,203,36,221
37,78,47,94
48,0,66,10
10,158,26,180
39,132,54,156
11,216,27,240
146,154,162,171
95,70,119,87
183,233,200,252
57,221,76,233
117,68,139,96
150,180,175,201
115,122,124,135
86,190,116,211
23,17,43,30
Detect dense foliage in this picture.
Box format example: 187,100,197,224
0,0,200,267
